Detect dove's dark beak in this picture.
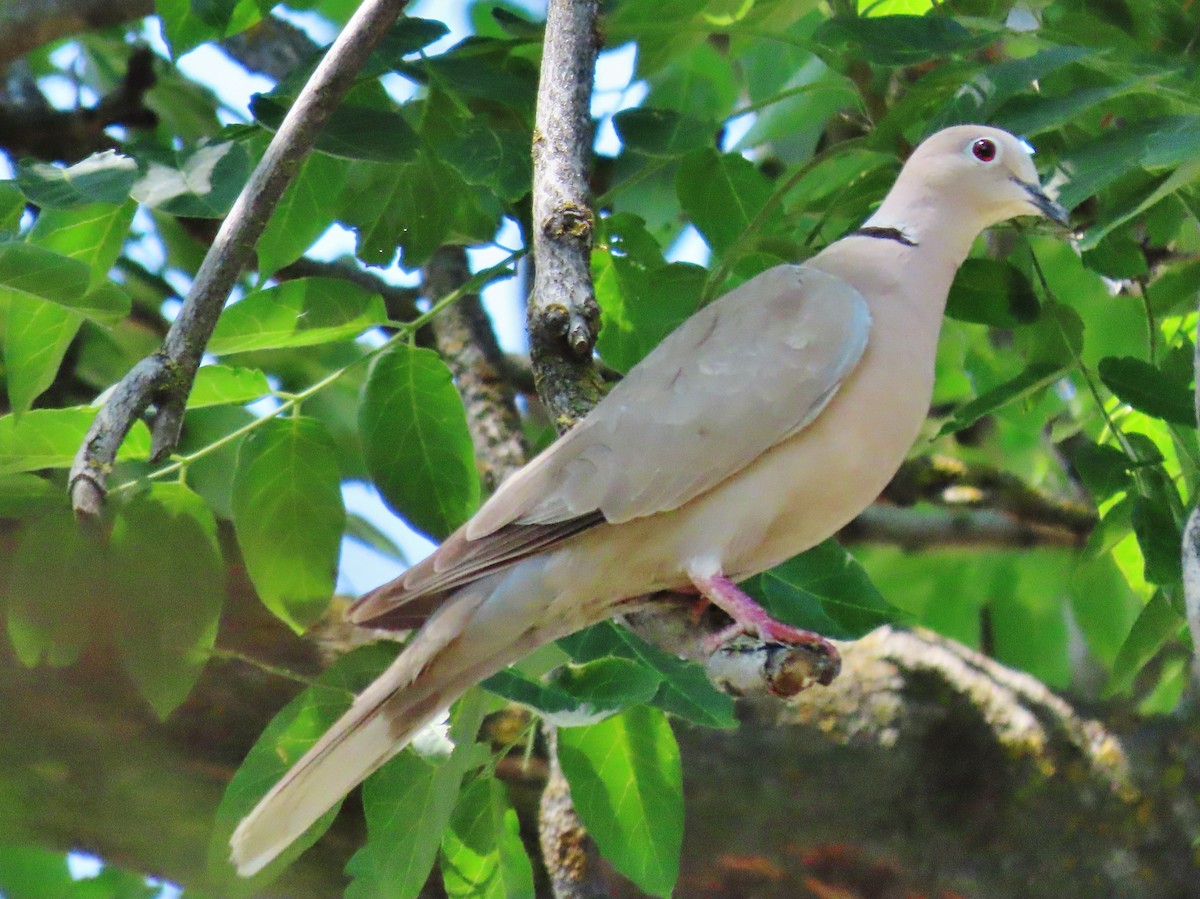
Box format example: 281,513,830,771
1016,178,1070,227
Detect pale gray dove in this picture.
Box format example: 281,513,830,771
231,124,1068,875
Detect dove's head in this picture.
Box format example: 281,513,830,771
899,124,1068,230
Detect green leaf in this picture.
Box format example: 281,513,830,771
0,473,59,518
937,362,1066,436
441,121,532,203
614,107,716,157
745,539,901,639
346,692,489,899
0,180,26,232
484,657,663,726
1098,355,1195,427
557,706,683,898
156,0,221,55
945,258,1040,327
359,343,480,540
0,407,151,474
28,200,138,287
188,365,272,408
345,511,409,563
231,416,344,631
3,296,83,415
677,148,775,257
208,277,388,354
559,622,737,729
111,483,224,719
813,14,986,66
594,252,706,372
1070,555,1141,668
1105,592,1184,695
0,847,75,898
16,152,139,208
257,152,348,276
1130,496,1182,586
6,510,110,667
366,17,451,73
937,46,1090,127
441,777,535,899
208,643,399,891
252,94,421,163
131,141,252,217
1070,440,1132,501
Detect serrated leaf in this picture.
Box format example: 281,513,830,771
257,152,348,276
938,362,1066,436
1098,355,1195,427
6,510,110,667
745,539,900,639
16,152,139,208
0,473,58,518
557,706,682,897
132,141,251,217
209,278,388,354
359,344,479,540
677,148,775,257
614,107,716,157
231,417,344,631
441,776,535,899
559,622,737,729
207,643,399,892
188,365,272,408
251,94,421,163
3,296,83,415
945,258,1040,327
441,121,531,203
1105,592,1183,695
0,407,151,474
112,483,224,719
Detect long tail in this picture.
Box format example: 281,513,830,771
229,562,555,876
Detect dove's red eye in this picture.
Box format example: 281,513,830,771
972,138,997,162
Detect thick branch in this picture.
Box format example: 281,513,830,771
0,46,157,163
69,0,412,516
528,0,604,429
0,0,152,70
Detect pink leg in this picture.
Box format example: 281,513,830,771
690,569,839,671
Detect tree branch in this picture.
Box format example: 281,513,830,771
69,0,413,516
528,0,604,430
0,0,152,70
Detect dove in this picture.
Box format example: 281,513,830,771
230,124,1068,875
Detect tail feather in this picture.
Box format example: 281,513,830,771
229,560,564,877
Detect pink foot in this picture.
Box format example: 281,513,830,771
690,569,840,684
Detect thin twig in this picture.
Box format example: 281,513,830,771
69,0,412,516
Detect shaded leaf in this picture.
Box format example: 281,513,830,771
1105,592,1183,695
814,14,986,66
484,657,663,726
112,483,224,719
6,510,110,667
938,362,1066,436
0,473,59,518
557,706,682,898
677,148,775,256
209,278,388,354
16,152,139,208
1070,440,1132,501
251,94,421,164
441,121,531,203
614,107,716,157
1098,355,1195,427
231,417,344,631
1131,496,1182,586
359,344,479,540
257,152,348,276
559,622,737,729
945,258,1040,327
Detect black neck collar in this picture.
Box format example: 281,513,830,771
849,226,917,247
